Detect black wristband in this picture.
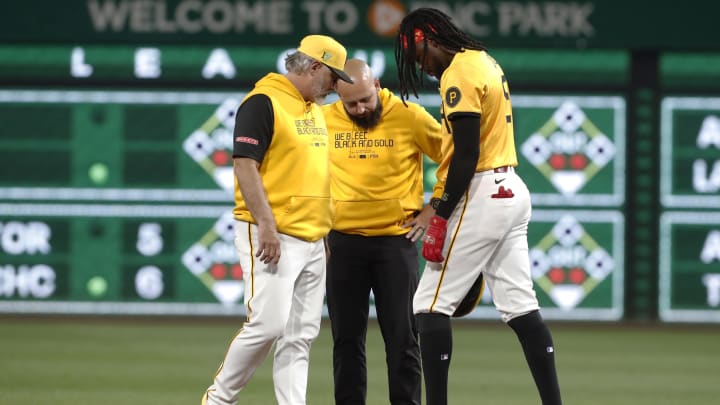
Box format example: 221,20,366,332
430,197,441,210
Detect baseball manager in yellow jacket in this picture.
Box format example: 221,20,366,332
202,35,352,405
322,59,443,405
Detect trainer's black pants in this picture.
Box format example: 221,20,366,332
326,230,422,405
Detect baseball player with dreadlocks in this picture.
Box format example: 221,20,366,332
394,8,562,405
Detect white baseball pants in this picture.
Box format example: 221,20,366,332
413,169,540,322
205,221,327,405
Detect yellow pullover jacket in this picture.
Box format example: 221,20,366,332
233,73,332,242
323,88,443,236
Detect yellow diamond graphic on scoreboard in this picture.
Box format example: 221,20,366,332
183,98,240,192
182,211,244,305
529,215,614,310
521,101,616,196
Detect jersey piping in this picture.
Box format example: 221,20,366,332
429,189,470,312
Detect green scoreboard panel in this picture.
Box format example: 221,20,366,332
0,90,250,314
461,210,624,321
660,97,720,209
659,98,720,322
660,213,720,322
0,90,626,319
418,94,626,320
0,90,244,201
0,44,628,88
420,94,626,206
0,207,248,315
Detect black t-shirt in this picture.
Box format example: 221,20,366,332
232,94,274,162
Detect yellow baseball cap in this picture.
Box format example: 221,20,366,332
297,35,353,83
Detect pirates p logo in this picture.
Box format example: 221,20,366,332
445,86,461,107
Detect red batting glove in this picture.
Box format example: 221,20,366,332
422,215,448,262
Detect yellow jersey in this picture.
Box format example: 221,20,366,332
434,49,518,187
323,88,443,236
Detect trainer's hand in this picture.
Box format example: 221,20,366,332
422,215,447,262
256,222,281,264
403,204,436,242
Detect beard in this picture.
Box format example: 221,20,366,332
346,98,383,130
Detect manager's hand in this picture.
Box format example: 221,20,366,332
256,222,281,264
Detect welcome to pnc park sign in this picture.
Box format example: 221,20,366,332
1,0,718,50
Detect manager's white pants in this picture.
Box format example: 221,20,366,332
205,222,327,405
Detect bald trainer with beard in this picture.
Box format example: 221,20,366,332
322,59,444,405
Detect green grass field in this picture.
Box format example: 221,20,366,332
1,317,718,405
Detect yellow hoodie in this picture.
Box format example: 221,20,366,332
323,88,443,236
233,73,331,242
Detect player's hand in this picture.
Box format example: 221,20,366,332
256,223,281,264
422,215,447,262
403,204,436,242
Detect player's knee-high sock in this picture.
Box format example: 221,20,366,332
416,312,452,405
508,310,562,405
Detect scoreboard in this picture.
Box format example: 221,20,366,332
658,97,720,322
2,43,718,321
0,90,241,193
0,90,246,314
0,89,627,320
0,210,232,315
